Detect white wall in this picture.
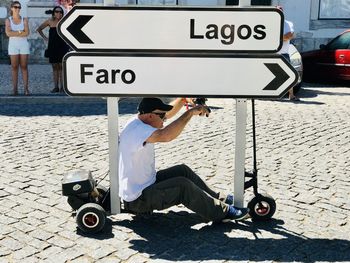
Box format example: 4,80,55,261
0,7,7,18
272,0,348,51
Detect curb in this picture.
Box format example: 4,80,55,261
0,95,106,104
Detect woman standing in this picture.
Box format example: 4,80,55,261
5,1,30,96
37,6,69,93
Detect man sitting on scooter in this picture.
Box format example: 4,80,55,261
119,97,249,222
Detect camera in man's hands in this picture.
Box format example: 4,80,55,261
194,98,211,113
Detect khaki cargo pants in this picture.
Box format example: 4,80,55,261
124,164,229,222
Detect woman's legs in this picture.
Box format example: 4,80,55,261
57,63,64,92
19,54,29,95
51,63,59,92
10,55,19,95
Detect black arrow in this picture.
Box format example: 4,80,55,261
67,15,94,44
263,63,290,90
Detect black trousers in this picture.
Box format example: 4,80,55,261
125,164,229,222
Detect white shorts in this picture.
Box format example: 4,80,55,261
8,38,30,55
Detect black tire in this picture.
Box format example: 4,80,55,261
76,203,106,233
248,194,276,221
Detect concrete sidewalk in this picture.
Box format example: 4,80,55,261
0,64,106,104
1,64,55,96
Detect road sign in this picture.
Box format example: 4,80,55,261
58,6,283,53
63,52,298,98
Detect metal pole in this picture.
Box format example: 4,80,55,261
107,98,120,214
234,99,247,208
239,0,251,7
104,0,120,214
233,0,250,209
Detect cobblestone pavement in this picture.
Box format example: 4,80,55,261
0,65,350,262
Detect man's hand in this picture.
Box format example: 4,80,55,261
147,104,210,143
189,105,210,117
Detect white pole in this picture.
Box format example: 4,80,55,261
233,0,250,209
104,0,115,6
107,98,120,214
239,0,251,7
234,99,247,208
104,0,120,214
103,0,120,215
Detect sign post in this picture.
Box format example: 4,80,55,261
234,0,251,209
107,97,120,214
59,2,296,214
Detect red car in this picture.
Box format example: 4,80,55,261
302,30,350,82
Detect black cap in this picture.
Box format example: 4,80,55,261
138,98,173,114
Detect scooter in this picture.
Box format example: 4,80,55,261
62,170,111,233
62,99,276,233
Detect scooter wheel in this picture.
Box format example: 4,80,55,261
248,194,276,221
76,203,106,233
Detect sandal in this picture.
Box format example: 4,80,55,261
289,96,300,101
51,87,59,93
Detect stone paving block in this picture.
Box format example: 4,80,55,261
0,246,11,257
0,237,24,251
51,246,87,262
89,245,117,260
114,247,139,261
47,235,76,249
99,256,121,263
36,246,64,260
69,257,94,263
11,245,39,260
21,217,44,228
124,252,151,263
29,229,54,241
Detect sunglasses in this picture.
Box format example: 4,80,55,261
152,112,166,120
12,6,21,9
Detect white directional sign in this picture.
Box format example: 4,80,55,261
63,53,298,98
58,6,283,53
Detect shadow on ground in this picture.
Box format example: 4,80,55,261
0,97,224,117
0,98,140,117
81,211,350,262
2,84,348,117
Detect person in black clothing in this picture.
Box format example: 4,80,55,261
37,6,69,93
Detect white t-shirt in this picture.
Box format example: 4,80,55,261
278,20,294,55
118,116,158,202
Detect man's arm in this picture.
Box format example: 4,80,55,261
283,20,294,42
165,98,194,120
146,105,209,143
283,31,294,41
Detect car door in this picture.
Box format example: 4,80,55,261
321,32,350,80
